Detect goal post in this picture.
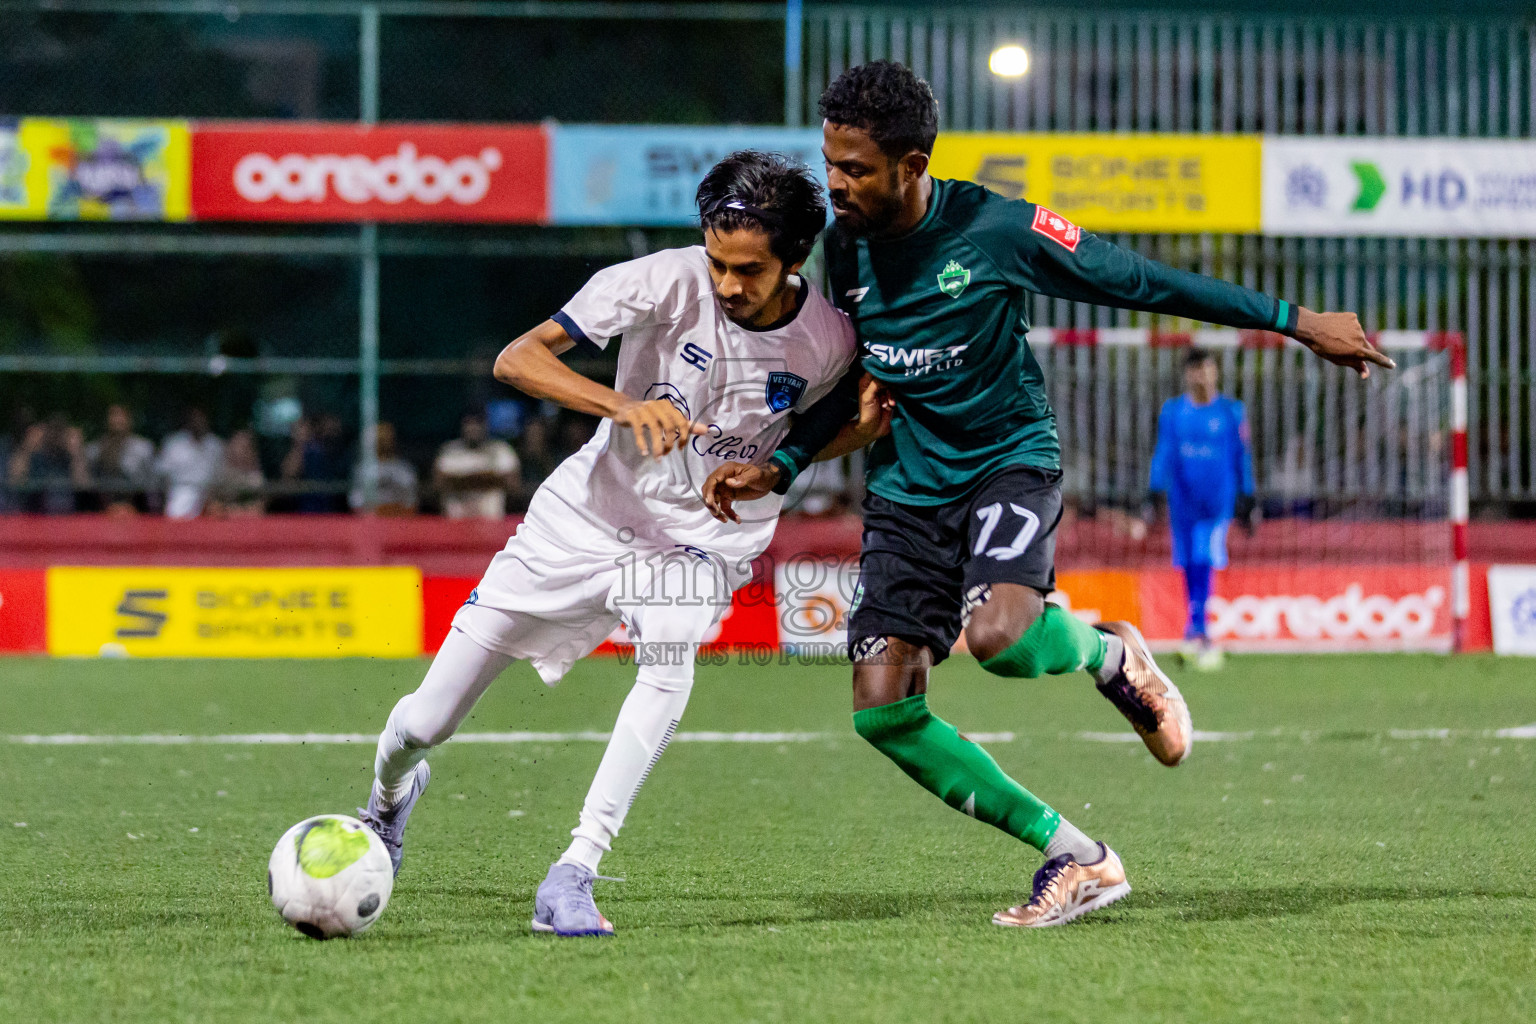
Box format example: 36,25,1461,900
1032,328,1461,654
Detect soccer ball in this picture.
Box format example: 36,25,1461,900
267,814,393,939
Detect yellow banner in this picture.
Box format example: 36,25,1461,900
928,133,1262,233
46,567,422,658
0,118,190,222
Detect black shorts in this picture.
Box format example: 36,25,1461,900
847,465,1061,665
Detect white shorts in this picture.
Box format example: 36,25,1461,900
452,494,743,685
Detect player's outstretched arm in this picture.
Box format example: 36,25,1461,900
1010,207,1393,378
493,320,707,458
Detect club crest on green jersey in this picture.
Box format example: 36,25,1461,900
937,260,971,299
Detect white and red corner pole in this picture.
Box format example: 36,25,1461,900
1447,334,1470,653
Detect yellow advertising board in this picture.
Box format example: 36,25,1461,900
928,133,1262,233
46,567,422,658
0,118,190,222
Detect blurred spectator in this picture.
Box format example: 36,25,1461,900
281,412,351,514
156,408,225,519
434,411,520,518
0,405,36,513
207,429,267,517
85,404,155,514
350,421,419,516
7,412,89,514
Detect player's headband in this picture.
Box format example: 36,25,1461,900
703,197,786,230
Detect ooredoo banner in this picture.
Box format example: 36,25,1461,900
46,567,422,658
190,123,547,223
1140,566,1453,651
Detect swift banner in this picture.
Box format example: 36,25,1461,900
927,133,1262,233
190,123,547,223
46,567,422,658
0,117,190,221
1262,138,1536,236
549,125,824,225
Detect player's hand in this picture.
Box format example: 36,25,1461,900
611,398,707,458
1294,309,1396,379
703,461,780,524
852,374,894,443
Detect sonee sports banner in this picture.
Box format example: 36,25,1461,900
45,567,423,658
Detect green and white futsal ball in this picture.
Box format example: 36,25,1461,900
268,815,393,939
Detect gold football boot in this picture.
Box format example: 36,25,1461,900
993,844,1131,928
1093,621,1193,766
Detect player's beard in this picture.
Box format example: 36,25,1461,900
831,168,905,238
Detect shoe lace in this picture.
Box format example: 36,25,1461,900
1030,854,1074,904
556,872,623,919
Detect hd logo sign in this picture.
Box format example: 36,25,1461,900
46,567,422,658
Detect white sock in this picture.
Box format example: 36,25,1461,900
1093,633,1125,686
373,627,514,808
1044,817,1102,863
558,667,691,872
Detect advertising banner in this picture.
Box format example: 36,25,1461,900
1488,565,1536,656
0,118,190,221
46,567,422,658
549,125,824,225
0,569,47,654
190,123,547,223
928,133,1262,233
0,119,29,217
1263,138,1536,236
1140,566,1452,651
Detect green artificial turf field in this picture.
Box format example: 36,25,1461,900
2,653,1533,1023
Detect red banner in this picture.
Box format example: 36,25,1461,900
0,569,47,653
190,123,547,223
1140,566,1454,651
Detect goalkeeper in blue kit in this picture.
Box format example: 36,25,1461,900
1150,348,1256,671
704,60,1392,928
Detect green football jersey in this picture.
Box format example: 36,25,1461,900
822,177,1298,507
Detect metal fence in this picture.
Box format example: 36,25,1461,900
1038,340,1452,520
798,8,1536,503
0,1,1532,505
798,12,1536,135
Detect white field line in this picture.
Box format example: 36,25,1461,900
3,726,1534,746
1078,730,1257,743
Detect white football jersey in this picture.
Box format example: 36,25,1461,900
536,245,857,569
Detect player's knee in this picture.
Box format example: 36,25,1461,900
964,601,1040,666
964,620,1023,664
635,663,694,696
389,695,457,751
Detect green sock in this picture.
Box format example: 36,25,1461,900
852,694,1061,852
978,602,1108,679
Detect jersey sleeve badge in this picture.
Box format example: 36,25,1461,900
1031,206,1082,252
